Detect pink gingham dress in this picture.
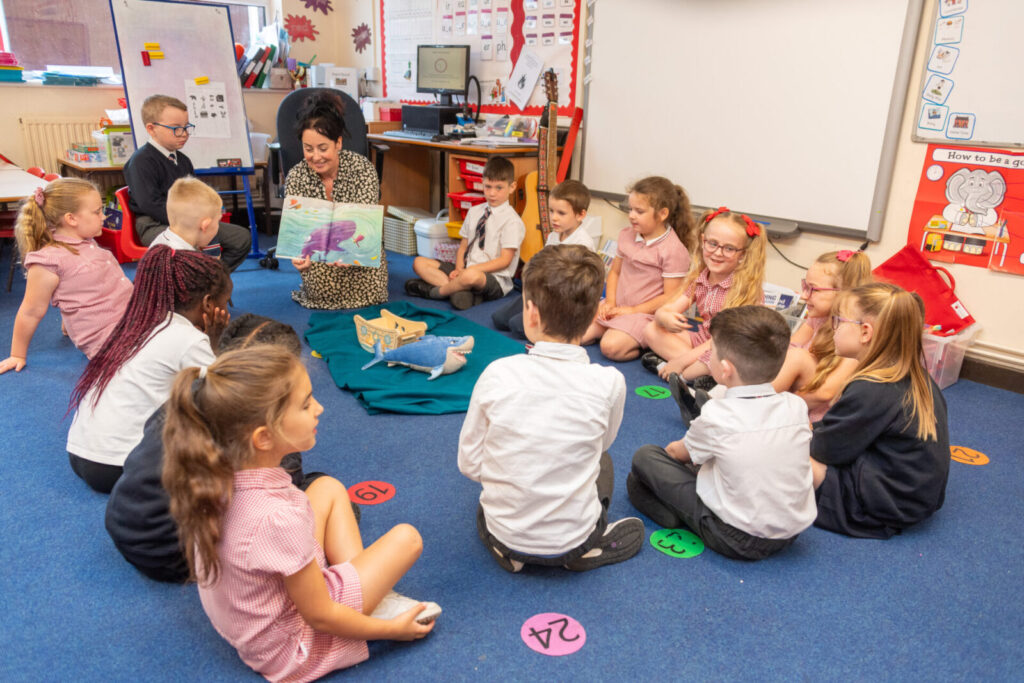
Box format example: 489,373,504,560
22,235,132,358
597,226,690,344
684,270,762,367
198,468,368,683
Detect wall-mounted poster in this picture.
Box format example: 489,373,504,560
907,144,1024,276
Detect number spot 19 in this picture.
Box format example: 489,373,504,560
347,480,396,505
520,613,586,656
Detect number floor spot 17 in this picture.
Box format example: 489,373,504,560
650,528,705,558
347,480,396,505
635,385,670,399
520,613,586,656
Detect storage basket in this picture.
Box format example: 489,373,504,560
383,216,418,256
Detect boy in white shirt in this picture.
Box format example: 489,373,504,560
628,305,816,561
148,177,223,254
492,179,597,337
458,244,644,572
406,156,526,310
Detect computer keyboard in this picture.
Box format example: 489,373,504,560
379,129,436,141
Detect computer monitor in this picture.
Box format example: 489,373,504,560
416,44,470,107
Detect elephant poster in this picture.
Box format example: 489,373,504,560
907,144,1024,276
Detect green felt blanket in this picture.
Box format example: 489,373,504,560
305,302,526,414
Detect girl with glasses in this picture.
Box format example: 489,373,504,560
810,282,950,539
769,249,872,422
642,207,766,383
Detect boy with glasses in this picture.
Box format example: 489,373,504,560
123,94,250,272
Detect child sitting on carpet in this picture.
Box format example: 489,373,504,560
810,283,950,539
628,306,816,561
147,177,223,254
66,246,231,493
405,156,525,310
580,175,694,361
163,345,440,682
106,314,335,583
459,244,644,572
492,179,598,338
2,177,133,373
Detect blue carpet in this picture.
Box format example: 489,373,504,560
1,239,1023,681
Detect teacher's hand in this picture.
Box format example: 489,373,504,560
292,257,312,273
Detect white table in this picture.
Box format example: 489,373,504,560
0,167,48,204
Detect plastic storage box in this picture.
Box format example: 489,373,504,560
922,324,979,389
414,214,454,258
383,217,418,255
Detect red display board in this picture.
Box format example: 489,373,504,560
907,144,1024,276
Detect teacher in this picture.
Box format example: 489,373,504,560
287,92,388,309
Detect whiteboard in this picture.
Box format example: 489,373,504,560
110,0,253,172
581,0,922,239
912,0,1024,148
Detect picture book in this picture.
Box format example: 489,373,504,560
276,196,384,267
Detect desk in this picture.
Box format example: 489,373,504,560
367,133,540,222
0,166,48,205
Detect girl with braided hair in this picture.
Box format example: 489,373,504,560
66,245,231,493
1,178,133,374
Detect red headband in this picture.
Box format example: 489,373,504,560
704,206,760,237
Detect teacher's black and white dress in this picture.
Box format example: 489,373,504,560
285,149,389,309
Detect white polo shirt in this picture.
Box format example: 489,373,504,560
458,341,626,555
546,224,599,251
459,201,526,294
149,228,196,251
684,383,816,539
67,312,215,467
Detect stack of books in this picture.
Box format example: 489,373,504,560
0,52,24,82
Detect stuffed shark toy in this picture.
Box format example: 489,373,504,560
361,335,474,380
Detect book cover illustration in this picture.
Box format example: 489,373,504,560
276,197,384,267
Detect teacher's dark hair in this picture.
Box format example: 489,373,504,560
295,91,349,143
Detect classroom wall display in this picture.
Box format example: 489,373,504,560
110,0,254,172
907,144,1024,276
379,0,581,115
912,0,1024,148
581,0,923,240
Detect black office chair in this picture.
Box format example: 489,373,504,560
272,88,369,183
263,88,377,268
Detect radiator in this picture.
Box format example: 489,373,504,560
19,116,101,172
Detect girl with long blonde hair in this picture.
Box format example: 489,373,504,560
810,282,950,539
163,346,439,681
1,178,132,373
772,249,873,421
642,206,767,381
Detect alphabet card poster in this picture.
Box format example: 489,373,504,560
908,144,1024,276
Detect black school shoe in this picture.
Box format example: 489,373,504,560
563,517,645,571
640,352,666,375
449,290,476,310
669,373,702,427
404,278,433,298
692,375,718,392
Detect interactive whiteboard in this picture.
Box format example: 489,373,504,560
110,0,253,172
581,0,923,239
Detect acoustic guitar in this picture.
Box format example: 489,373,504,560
519,70,559,263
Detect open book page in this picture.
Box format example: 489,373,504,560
276,196,384,267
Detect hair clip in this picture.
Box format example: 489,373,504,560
741,214,760,237
198,365,208,379
703,206,729,224
33,187,45,207
836,249,854,262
